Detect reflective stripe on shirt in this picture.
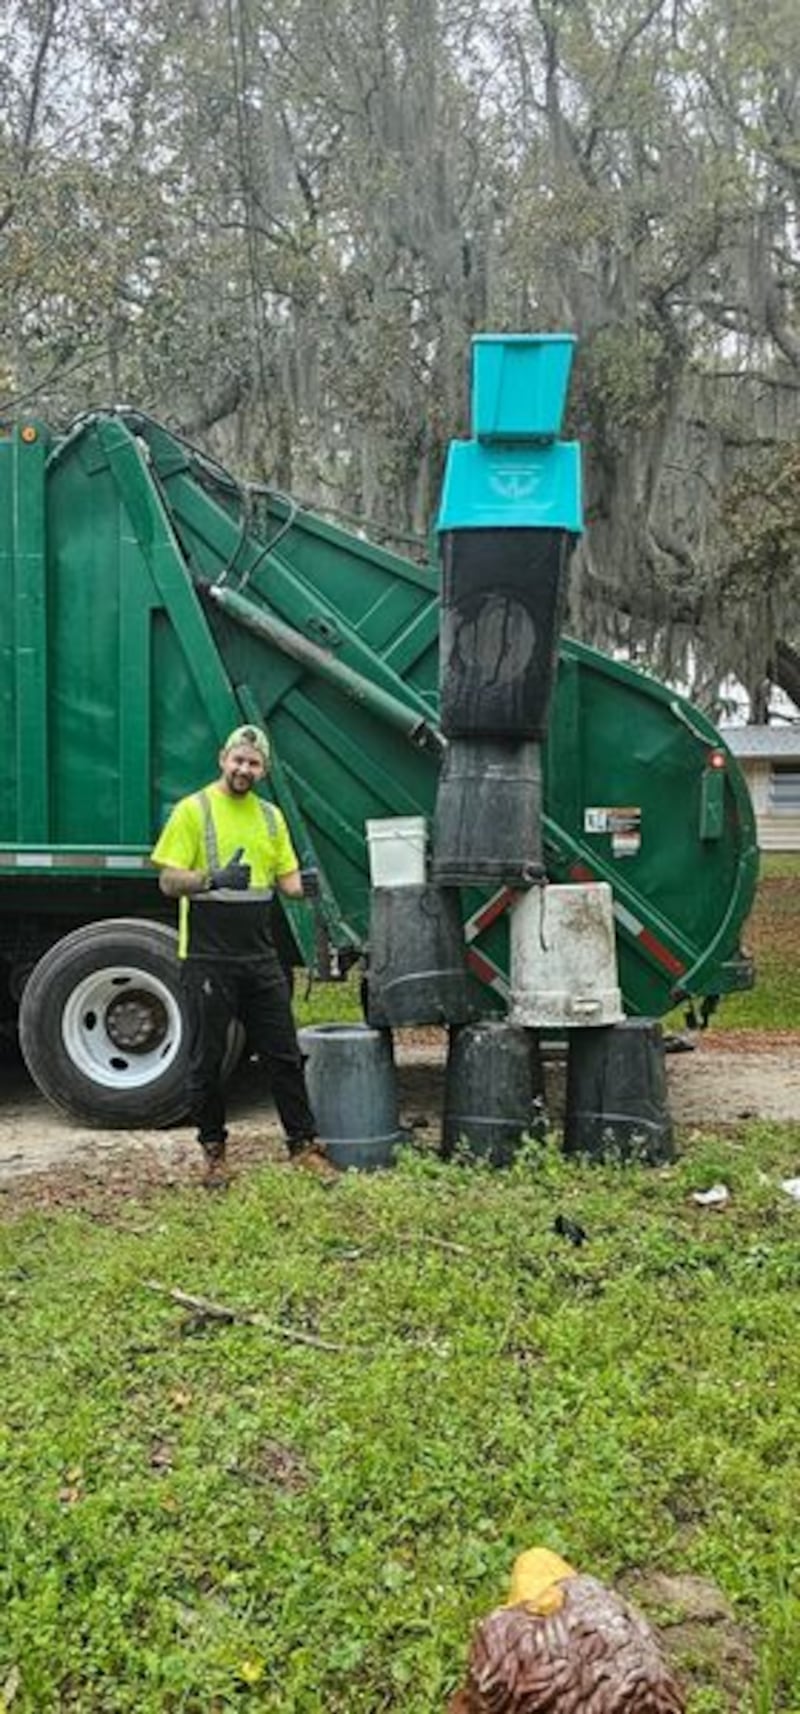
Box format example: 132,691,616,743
195,789,277,873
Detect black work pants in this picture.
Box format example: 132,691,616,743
180,956,315,1156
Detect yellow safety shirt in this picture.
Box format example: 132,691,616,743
151,783,298,959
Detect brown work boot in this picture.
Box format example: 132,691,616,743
289,1143,341,1185
201,1151,231,1191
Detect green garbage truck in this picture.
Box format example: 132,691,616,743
0,410,758,1126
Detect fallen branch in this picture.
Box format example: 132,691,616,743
332,1233,482,1262
397,1232,477,1256
144,1281,350,1353
333,1232,490,1262
400,1230,504,1256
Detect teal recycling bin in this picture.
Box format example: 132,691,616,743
472,333,576,442
436,439,582,533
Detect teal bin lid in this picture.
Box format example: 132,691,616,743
471,333,576,442
436,439,583,533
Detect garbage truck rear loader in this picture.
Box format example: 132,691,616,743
0,412,758,1126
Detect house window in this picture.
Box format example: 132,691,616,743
769,763,800,813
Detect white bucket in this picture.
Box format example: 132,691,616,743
366,816,427,888
509,882,624,1028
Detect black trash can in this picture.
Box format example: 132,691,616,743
432,738,544,888
366,883,474,1027
443,1020,547,1166
564,1018,674,1163
439,527,574,738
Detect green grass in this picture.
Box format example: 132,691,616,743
293,967,362,1030
2,857,797,1710
3,1129,800,1711
755,854,800,880
708,852,800,1032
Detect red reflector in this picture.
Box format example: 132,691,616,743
708,749,726,769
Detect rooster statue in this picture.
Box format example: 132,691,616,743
448,1547,685,1713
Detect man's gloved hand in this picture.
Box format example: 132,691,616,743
300,866,321,899
208,847,250,890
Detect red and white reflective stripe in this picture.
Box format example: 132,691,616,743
629,923,686,978
461,890,515,998
463,886,515,943
466,946,510,1001
569,862,686,977
570,863,594,883
0,852,149,869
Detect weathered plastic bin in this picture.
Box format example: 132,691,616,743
564,1018,674,1163
299,1023,403,1170
433,740,545,887
471,333,577,442
365,816,427,887
438,528,573,738
510,882,624,1028
366,884,474,1027
443,1021,547,1166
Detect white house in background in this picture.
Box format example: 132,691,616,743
719,726,800,851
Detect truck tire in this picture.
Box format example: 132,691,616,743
18,919,240,1129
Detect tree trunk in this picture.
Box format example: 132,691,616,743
773,641,800,715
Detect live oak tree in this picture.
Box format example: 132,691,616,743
1,0,797,713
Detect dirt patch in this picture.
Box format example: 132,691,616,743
701,1028,800,1054
243,1439,311,1494
620,1572,758,1711
1,1032,799,1221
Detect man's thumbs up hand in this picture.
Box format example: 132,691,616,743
209,846,251,890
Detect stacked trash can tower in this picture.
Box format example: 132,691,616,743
306,332,673,1168
434,333,672,1163
436,332,596,1163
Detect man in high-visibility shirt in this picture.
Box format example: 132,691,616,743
151,724,336,1187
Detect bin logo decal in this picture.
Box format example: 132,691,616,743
489,467,542,501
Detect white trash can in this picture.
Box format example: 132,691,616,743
509,882,624,1028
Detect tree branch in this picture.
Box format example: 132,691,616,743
0,0,62,233
144,1280,351,1353
765,282,800,372
583,0,669,165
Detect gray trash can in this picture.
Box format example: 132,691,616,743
298,1023,404,1170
